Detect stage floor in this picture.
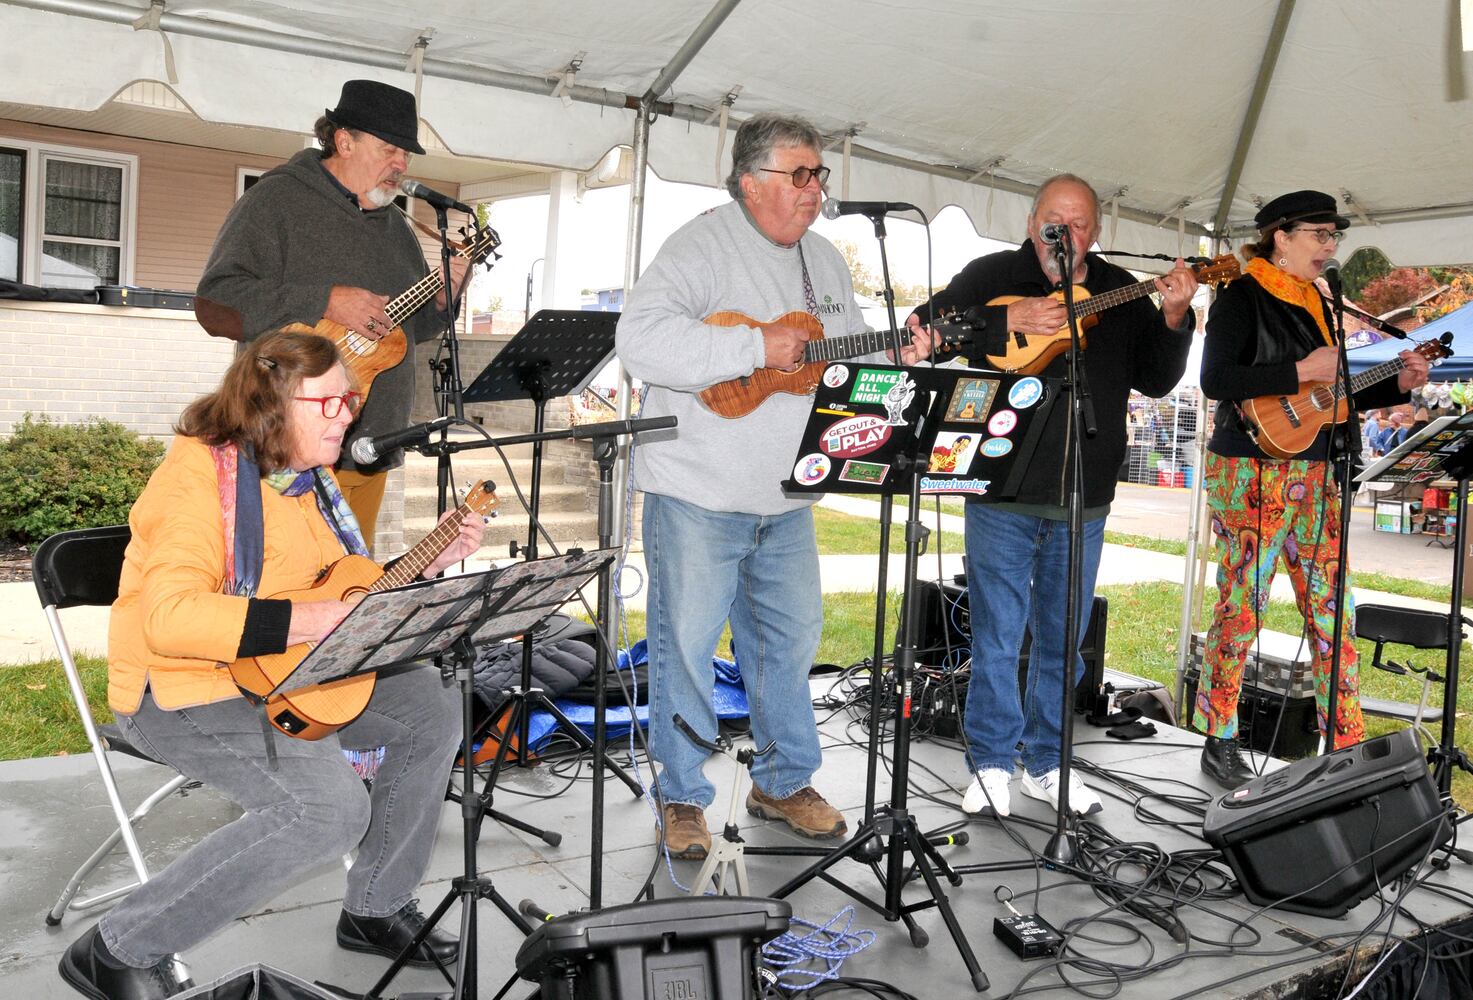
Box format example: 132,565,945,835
2,685,1469,1000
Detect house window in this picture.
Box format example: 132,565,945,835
0,139,135,289
0,147,23,282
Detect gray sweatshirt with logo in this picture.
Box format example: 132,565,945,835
616,201,870,516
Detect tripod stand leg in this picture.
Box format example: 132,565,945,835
527,690,644,797
901,823,989,992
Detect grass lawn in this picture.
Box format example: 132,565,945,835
813,505,965,555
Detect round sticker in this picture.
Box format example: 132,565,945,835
819,414,893,459
793,453,832,485
980,437,1013,458
822,364,850,389
987,409,1018,436
1008,377,1043,409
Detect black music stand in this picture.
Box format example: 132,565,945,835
1356,408,1473,798
275,549,616,1000
773,362,1058,993
461,310,620,770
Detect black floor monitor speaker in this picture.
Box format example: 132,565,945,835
1202,730,1450,917
514,896,791,1000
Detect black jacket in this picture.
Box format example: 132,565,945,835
913,242,1193,508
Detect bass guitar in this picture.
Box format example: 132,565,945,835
280,224,502,405
982,254,1241,373
229,480,499,740
697,310,980,419
1238,333,1453,460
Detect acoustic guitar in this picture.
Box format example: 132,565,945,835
229,480,500,740
281,225,503,404
982,254,1241,373
697,310,981,419
1238,333,1453,460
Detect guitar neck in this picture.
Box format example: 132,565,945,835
1340,355,1409,400
1070,275,1159,319
371,503,469,591
385,238,489,328
803,328,911,363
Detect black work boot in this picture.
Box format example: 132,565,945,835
57,924,183,1000
1201,735,1255,789
337,900,459,968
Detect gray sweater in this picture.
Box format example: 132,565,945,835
197,149,441,473
616,202,867,515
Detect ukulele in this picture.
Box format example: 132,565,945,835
280,225,502,404
1238,333,1453,459
229,480,499,740
696,311,981,419
982,254,1241,373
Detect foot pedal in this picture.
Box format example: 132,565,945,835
992,888,1063,960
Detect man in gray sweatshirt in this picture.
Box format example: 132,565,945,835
617,114,935,860
196,80,468,550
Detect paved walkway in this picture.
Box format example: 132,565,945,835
3,484,1458,663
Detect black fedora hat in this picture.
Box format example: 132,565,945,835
1254,189,1349,233
324,80,425,155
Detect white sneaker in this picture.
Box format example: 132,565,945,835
1021,768,1102,816
961,768,1012,816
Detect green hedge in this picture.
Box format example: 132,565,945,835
0,415,165,545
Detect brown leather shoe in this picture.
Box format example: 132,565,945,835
660,803,711,860
747,785,847,839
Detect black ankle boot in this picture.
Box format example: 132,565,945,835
337,900,459,968
57,925,182,1000
1201,735,1255,789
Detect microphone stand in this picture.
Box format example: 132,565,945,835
1324,274,1358,754
1046,235,1095,865
430,204,467,518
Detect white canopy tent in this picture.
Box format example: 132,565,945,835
4,0,1471,264
4,0,1471,701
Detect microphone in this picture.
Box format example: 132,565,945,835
398,178,474,214
1038,223,1069,245
1322,257,1342,296
821,198,918,220
349,416,454,464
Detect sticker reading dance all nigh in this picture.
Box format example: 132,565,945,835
848,368,904,405
838,460,889,485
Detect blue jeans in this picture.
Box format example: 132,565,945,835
98,667,460,967
642,492,824,808
962,505,1104,777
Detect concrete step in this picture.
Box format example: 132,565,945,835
404,480,587,520
404,509,601,556
401,454,562,491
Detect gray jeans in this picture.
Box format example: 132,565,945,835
98,667,460,967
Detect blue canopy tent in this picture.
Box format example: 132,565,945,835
1346,301,1473,382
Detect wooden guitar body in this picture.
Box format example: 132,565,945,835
697,311,826,419
982,289,1100,373
228,554,383,741
1237,391,1350,460
281,319,407,402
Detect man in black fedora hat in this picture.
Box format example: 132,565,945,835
196,78,469,550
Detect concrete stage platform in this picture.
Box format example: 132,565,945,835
1,687,1469,1000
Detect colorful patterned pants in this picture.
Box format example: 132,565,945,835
1191,452,1364,749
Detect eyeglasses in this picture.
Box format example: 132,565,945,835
760,165,830,188
1291,227,1345,245
294,392,362,419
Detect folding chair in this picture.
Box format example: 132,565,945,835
1355,603,1455,748
32,524,199,925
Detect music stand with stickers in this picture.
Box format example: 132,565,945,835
1357,410,1473,797
271,548,617,1000
772,362,1058,993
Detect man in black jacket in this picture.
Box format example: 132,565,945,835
908,174,1197,818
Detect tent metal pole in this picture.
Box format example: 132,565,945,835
1210,0,1296,236
643,0,743,102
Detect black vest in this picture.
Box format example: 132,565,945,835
1212,276,1334,438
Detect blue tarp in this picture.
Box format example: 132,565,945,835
1347,301,1473,381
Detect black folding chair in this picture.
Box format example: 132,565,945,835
32,524,199,925
1355,603,1454,748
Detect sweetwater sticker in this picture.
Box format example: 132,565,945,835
793,453,832,485
839,460,889,485
980,437,1013,458
1008,377,1043,409
987,409,1018,436
849,368,904,405
820,414,893,459
920,476,990,496
822,364,850,388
